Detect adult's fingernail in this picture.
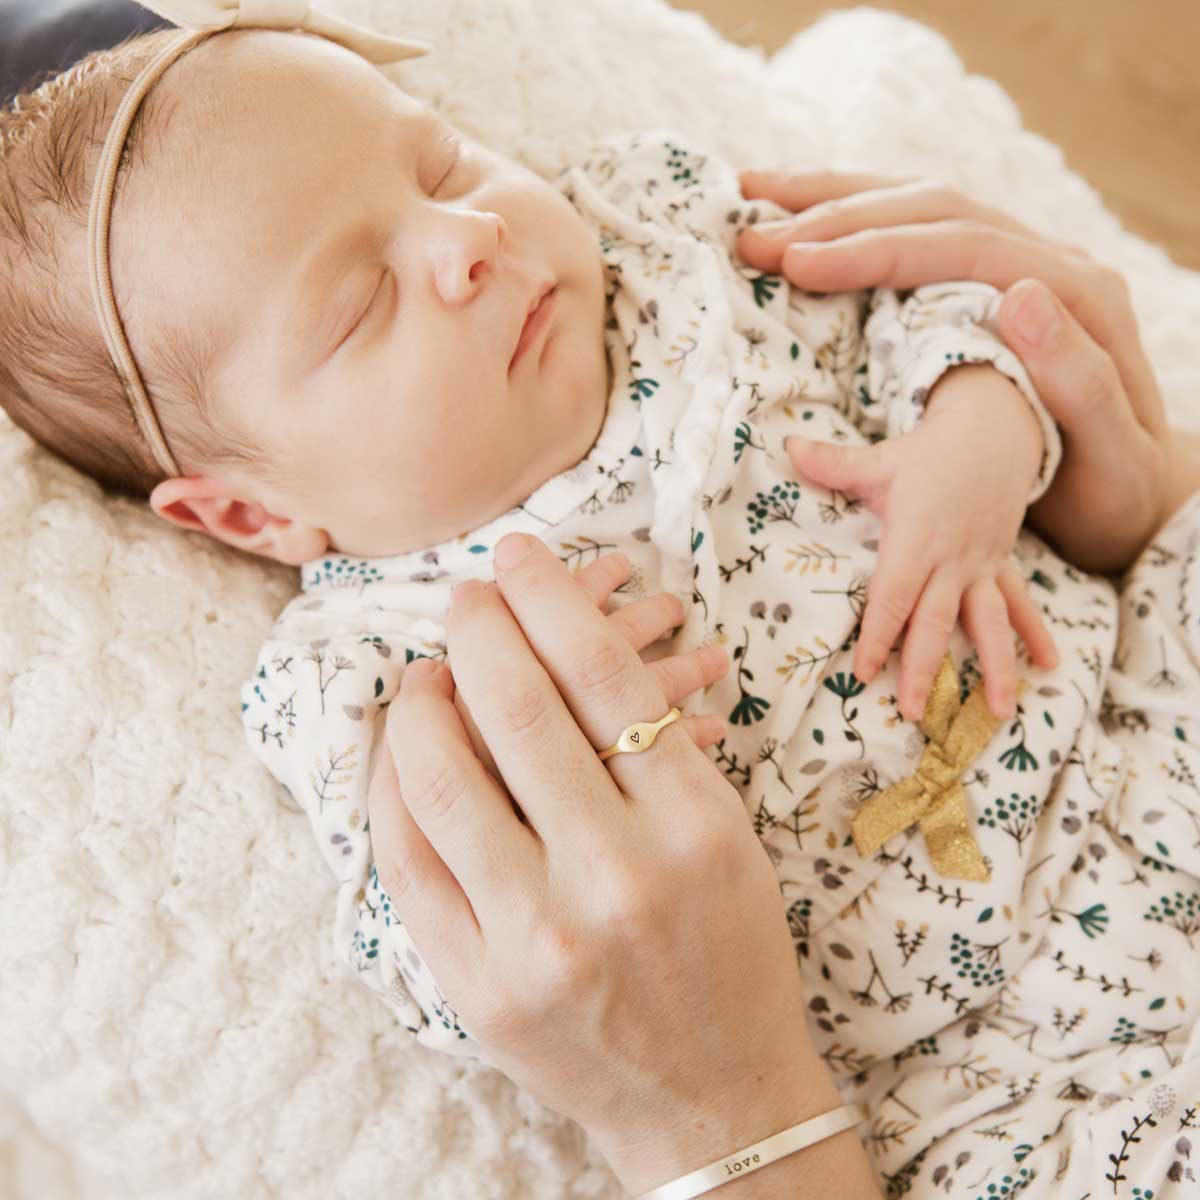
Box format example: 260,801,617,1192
495,532,535,571
1013,284,1061,348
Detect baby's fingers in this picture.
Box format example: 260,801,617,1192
650,644,730,749
650,642,730,703
856,538,929,683
898,570,963,721
960,577,1018,719
608,589,684,652
997,563,1059,671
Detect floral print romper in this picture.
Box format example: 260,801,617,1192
240,130,1200,1198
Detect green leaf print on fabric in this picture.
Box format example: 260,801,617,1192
631,376,659,402
883,1147,929,1199
1143,889,1200,945
727,627,771,727
746,481,804,534
747,271,783,308
351,929,379,970
824,671,867,758
306,557,384,590
970,1166,1036,1199
947,931,1005,988
733,419,768,465
663,139,705,187
999,708,1039,772
729,691,769,725
368,864,396,929
1041,897,1110,939
976,793,1042,853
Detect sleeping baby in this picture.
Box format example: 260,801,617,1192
4,20,1199,1198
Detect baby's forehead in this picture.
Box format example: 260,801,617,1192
160,27,422,163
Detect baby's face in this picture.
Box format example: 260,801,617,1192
139,30,609,559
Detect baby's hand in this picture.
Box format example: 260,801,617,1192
444,551,731,783
787,364,1059,720
574,551,732,748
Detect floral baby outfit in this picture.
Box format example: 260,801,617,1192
240,129,1200,1198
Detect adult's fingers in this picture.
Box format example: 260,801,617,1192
463,533,715,836
739,167,919,209
453,653,726,796
739,176,1042,253
372,660,524,975
738,219,1164,444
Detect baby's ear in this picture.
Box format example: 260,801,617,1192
148,476,329,565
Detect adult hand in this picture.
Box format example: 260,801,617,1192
447,550,729,786
735,170,1169,573
367,532,879,1198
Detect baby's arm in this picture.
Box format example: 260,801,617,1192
239,624,445,1034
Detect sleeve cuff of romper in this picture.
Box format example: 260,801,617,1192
885,284,1063,505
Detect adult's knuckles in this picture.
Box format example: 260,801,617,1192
1067,346,1123,417
530,919,602,1004
496,679,558,742
563,638,641,707
914,179,968,213
677,814,742,874
405,753,473,825
1093,262,1133,309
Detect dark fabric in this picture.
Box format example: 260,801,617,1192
0,0,173,104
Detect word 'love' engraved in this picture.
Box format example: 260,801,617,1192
723,1153,762,1176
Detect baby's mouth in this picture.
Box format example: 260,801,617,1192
509,283,557,372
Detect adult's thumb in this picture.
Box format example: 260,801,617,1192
995,278,1132,439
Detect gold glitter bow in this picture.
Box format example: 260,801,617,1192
851,654,1019,883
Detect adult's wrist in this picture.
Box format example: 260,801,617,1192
589,1034,879,1198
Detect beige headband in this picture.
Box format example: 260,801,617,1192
85,1,432,478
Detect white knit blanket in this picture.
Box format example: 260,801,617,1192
3,2,1198,1196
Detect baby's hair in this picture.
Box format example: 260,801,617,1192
0,28,275,500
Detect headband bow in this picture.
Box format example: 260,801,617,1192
87,2,432,479
135,1,433,65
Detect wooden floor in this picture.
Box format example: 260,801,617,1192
670,0,1200,271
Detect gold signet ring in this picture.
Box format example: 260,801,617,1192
597,707,682,761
